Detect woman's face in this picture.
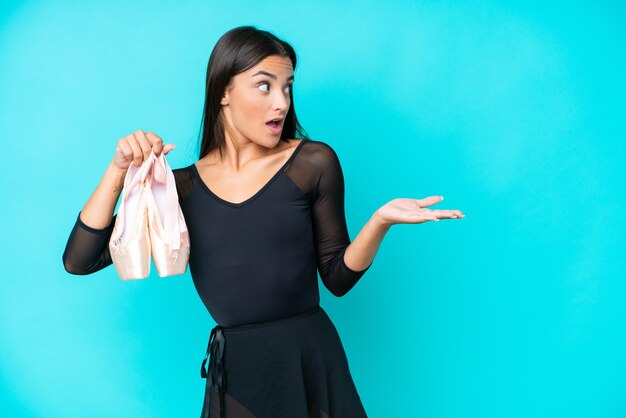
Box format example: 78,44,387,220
220,55,294,147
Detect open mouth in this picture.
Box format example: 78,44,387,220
266,118,283,128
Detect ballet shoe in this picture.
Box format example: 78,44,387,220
145,149,190,277
109,157,154,280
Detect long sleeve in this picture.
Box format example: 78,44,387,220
62,211,116,275
310,143,372,297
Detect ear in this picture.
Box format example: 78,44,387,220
220,83,232,106
221,90,229,105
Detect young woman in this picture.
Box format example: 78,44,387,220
63,25,464,418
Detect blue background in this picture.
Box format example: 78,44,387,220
2,0,625,417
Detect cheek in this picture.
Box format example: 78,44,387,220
231,93,265,126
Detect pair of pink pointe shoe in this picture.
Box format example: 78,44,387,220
109,149,190,280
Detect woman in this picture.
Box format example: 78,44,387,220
63,25,464,418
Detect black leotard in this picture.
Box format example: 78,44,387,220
63,139,372,327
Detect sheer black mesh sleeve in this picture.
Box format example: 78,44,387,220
62,167,194,275
286,140,373,297
62,212,116,275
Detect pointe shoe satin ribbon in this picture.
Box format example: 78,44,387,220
146,149,190,277
109,158,154,280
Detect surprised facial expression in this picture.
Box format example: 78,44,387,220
220,55,295,146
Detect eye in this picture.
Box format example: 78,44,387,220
257,81,293,94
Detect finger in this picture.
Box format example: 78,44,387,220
117,138,133,161
146,131,163,156
419,210,450,221
125,134,143,167
417,212,439,222
409,214,439,223
417,195,444,208
432,213,465,219
133,130,152,161
432,210,460,218
162,143,176,155
446,209,465,218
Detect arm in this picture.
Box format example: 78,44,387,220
62,158,125,275
62,211,117,275
63,130,181,275
312,144,388,297
343,211,390,274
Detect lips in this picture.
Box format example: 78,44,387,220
266,117,284,135
266,117,284,128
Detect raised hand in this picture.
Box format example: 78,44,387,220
376,196,464,226
112,130,176,172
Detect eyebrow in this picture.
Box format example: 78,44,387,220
252,70,295,82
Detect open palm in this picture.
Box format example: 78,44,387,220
377,196,464,226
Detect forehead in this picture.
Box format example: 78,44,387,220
244,55,293,77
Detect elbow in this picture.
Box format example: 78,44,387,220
62,255,89,276
320,275,350,297
327,282,353,298
331,288,349,298
63,260,84,275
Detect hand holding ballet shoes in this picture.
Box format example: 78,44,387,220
109,150,190,280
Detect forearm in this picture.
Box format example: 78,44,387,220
79,158,126,229
343,210,391,272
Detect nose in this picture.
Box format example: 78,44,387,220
272,89,290,111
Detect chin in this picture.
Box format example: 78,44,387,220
266,136,284,146
250,137,280,149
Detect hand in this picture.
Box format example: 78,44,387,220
375,196,464,226
112,130,176,172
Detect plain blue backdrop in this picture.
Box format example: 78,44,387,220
1,0,625,417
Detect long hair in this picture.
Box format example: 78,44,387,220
197,26,310,161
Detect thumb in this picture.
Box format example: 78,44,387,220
163,144,176,155
418,195,444,208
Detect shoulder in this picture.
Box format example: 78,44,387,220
299,137,336,153
172,163,195,179
298,138,341,168
171,163,197,203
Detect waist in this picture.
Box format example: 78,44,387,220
219,304,322,334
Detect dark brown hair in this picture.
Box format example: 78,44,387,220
196,25,310,161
